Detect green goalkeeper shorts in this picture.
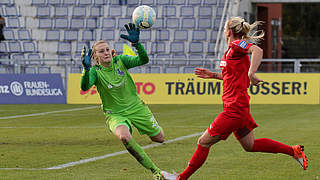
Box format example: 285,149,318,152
105,105,162,137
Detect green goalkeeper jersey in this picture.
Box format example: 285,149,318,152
81,43,149,114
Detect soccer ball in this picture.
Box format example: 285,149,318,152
132,5,156,29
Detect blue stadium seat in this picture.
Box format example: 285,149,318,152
27,53,41,60
203,0,217,5
89,6,103,17
70,18,84,29
108,6,122,17
181,18,195,29
54,7,68,17
140,30,152,41
189,54,203,60
57,42,72,54
198,6,212,17
163,6,176,17
128,66,142,74
156,0,169,5
113,42,124,54
155,54,171,61
3,29,15,40
0,42,8,52
75,42,87,53
210,30,218,41
155,30,169,41
48,0,61,6
18,30,31,41
78,0,92,6
46,30,60,40
8,42,21,52
126,6,135,17
31,0,46,6
151,42,166,53
192,30,206,41
216,7,224,17
38,66,51,73
118,18,131,29
11,53,25,59
172,0,185,5
189,42,203,53
82,30,95,41
86,18,99,29
100,30,115,40
183,66,195,73
166,18,180,29
23,42,36,52
187,0,199,5
24,67,37,74
72,6,86,17
64,30,78,41
208,42,216,53
102,18,116,29
4,6,18,16
214,18,221,30
39,18,52,29
6,17,20,28
198,18,212,29
180,6,194,17
126,0,139,5
146,66,161,73
54,18,68,29
152,18,164,29
93,0,106,5
36,6,51,17
58,54,72,61
172,54,187,61
63,0,76,5
174,30,188,41
189,59,204,66
70,66,82,73
140,0,154,5
165,66,179,73
170,42,184,54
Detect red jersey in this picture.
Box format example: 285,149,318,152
220,40,253,108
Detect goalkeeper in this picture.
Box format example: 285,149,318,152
80,23,167,180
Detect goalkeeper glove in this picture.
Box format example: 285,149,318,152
120,23,140,46
81,47,92,71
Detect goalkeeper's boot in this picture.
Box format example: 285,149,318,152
292,145,308,170
153,171,164,180
161,171,178,180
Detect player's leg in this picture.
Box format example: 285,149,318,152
150,129,164,143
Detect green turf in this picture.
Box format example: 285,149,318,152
0,104,319,180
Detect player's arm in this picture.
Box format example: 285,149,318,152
194,68,223,80
248,45,263,86
80,47,97,91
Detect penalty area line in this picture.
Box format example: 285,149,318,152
0,132,203,170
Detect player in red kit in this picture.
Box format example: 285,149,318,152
161,17,308,180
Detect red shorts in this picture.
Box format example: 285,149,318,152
208,106,258,140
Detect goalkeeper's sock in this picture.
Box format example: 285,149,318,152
179,144,210,179
124,138,160,173
251,138,294,156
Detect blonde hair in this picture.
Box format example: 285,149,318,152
92,40,109,64
226,17,264,43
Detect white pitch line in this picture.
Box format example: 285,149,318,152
0,132,203,170
0,106,99,120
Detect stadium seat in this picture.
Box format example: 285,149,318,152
70,66,82,73
57,42,72,54
78,0,92,6
8,42,21,52
70,18,84,29
86,18,99,29
189,42,203,53
189,54,203,60
31,0,46,6
39,18,53,29
93,0,106,5
214,18,221,30
180,6,194,17
0,67,8,73
216,7,224,17
0,42,8,52
23,42,36,52
172,54,187,61
151,42,166,54
46,30,60,40
62,0,76,5
166,18,180,29
102,18,116,29
54,18,68,29
165,66,180,73
126,0,138,5
210,30,218,41
38,66,51,73
48,0,61,6
170,42,184,54
6,17,20,28
64,30,78,41
155,30,169,41
72,6,86,17
198,6,212,17
118,18,131,29
203,0,217,5
3,29,15,40
58,54,72,61
146,66,161,73
187,0,200,5
54,7,68,17
82,30,95,41
27,53,41,60
208,42,216,53
198,18,212,29
108,6,122,17
163,6,176,17
18,30,31,41
89,6,103,17
152,18,164,29
128,66,142,74
24,67,37,74
140,0,154,5
0,53,10,60
126,6,136,17
172,0,184,5
192,30,207,41
155,54,171,62
189,59,204,66
140,30,152,41
11,53,25,59
156,0,169,5
174,30,188,41
75,42,88,53
183,66,195,73
100,30,115,41
181,18,195,29
36,6,51,17
4,6,18,16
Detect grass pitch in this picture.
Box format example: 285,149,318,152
0,104,319,180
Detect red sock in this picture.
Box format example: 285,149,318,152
251,138,294,156
179,144,210,180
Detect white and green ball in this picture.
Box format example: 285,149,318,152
132,5,156,29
